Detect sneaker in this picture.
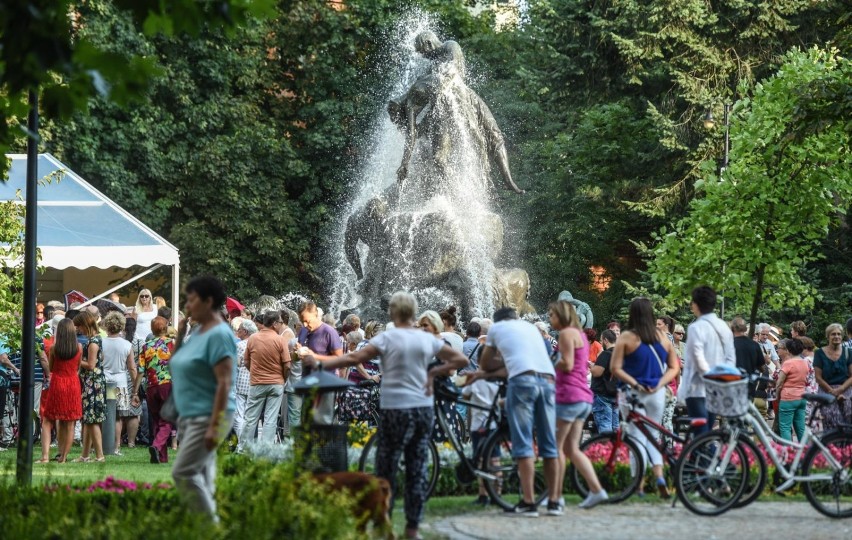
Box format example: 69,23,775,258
506,501,539,517
546,501,564,516
471,495,489,506
656,477,671,499
539,496,564,507
578,490,609,509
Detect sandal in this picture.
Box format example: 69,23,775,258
35,458,50,464
94,457,106,463
72,457,92,463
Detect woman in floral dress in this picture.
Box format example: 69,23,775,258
73,311,106,462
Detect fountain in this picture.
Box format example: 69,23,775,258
327,15,533,321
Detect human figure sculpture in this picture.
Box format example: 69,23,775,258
387,31,525,194
339,30,527,320
558,290,595,329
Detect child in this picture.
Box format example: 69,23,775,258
462,375,500,505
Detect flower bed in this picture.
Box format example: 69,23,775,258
2,454,367,539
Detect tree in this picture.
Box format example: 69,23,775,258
0,198,26,350
648,48,851,330
0,0,275,180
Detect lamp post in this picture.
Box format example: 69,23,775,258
704,103,732,319
17,89,38,485
703,104,731,177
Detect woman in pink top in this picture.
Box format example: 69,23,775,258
776,338,810,441
548,300,608,512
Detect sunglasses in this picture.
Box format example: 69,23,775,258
674,332,684,336
139,294,150,298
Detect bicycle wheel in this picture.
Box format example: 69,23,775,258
481,429,548,511
674,430,749,516
570,431,643,503
358,432,440,499
802,429,852,518
731,433,766,509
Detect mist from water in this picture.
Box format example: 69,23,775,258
326,11,505,319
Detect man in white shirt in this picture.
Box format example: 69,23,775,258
474,307,558,518
757,323,780,370
680,286,736,434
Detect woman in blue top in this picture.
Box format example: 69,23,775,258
611,298,680,498
169,276,236,522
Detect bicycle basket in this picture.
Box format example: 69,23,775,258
704,377,749,417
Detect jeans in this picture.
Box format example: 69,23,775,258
506,374,557,459
779,399,807,441
239,384,284,447
686,397,715,436
282,380,304,434
623,388,666,467
233,393,248,443
592,394,619,433
172,414,233,522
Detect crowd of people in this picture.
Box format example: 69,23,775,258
2,278,852,536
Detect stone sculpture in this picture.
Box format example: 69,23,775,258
557,290,595,329
340,30,525,319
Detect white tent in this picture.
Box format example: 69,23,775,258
2,153,180,322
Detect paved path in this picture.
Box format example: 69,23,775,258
430,502,852,540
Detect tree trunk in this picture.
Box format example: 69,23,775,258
748,263,766,339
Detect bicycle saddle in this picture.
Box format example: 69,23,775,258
803,393,836,406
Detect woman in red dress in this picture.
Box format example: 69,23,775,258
41,319,83,462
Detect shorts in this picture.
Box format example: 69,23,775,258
556,401,592,422
506,374,557,459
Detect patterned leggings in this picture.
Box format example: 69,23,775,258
376,407,434,530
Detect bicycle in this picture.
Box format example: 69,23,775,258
358,378,549,510
676,377,852,518
570,386,749,514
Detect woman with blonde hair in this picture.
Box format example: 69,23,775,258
417,310,444,337
813,323,852,429
303,291,468,540
548,300,607,511
134,288,157,341
73,311,107,462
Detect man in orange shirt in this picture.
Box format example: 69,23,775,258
238,311,291,448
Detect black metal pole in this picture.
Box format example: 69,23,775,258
17,89,38,485
722,103,730,170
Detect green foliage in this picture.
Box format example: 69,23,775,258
1,454,365,540
0,0,275,182
649,48,852,324
0,198,25,350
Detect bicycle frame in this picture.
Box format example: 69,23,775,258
728,402,843,490
434,386,503,482
619,400,690,468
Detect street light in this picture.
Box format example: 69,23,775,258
703,103,732,319
703,105,731,175
703,110,715,130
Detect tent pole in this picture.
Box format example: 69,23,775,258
172,263,180,328
77,264,164,308
17,89,38,485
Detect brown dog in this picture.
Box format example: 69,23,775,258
313,472,394,539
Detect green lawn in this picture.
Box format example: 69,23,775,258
0,445,174,486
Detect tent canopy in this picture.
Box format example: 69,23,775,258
1,153,178,269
